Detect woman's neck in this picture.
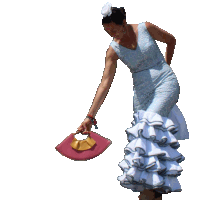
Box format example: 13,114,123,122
121,24,136,42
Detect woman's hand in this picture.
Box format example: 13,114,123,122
77,117,92,134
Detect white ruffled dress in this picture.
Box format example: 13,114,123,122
110,22,189,194
117,104,189,194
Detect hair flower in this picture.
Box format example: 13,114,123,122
101,2,112,18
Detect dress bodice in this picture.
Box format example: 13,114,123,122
110,22,166,73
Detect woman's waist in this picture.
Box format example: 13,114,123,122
133,74,179,92
132,63,178,90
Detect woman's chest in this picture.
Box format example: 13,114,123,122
114,24,139,50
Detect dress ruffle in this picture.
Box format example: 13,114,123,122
117,110,185,194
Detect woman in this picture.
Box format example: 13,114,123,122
77,3,189,200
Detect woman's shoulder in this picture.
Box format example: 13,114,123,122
106,44,119,61
129,23,137,27
129,22,147,27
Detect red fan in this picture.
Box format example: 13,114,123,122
55,130,112,161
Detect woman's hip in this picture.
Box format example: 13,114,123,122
133,78,180,116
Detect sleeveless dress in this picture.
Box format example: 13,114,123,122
109,22,189,194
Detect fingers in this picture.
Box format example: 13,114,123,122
77,125,87,133
77,120,92,134
83,127,91,134
82,131,89,134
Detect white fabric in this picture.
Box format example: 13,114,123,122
168,104,189,140
117,106,188,194
130,104,189,141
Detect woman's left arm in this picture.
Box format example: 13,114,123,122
165,40,176,66
145,22,176,66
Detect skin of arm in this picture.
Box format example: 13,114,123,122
145,22,176,66
87,52,117,118
165,40,176,66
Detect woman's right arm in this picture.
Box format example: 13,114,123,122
87,46,119,118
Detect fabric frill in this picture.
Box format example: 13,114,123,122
117,110,185,194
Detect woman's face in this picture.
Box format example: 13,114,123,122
103,22,125,39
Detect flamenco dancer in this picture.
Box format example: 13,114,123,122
77,2,189,200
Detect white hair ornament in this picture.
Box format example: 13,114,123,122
101,2,112,18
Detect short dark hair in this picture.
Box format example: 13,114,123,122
102,7,126,25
